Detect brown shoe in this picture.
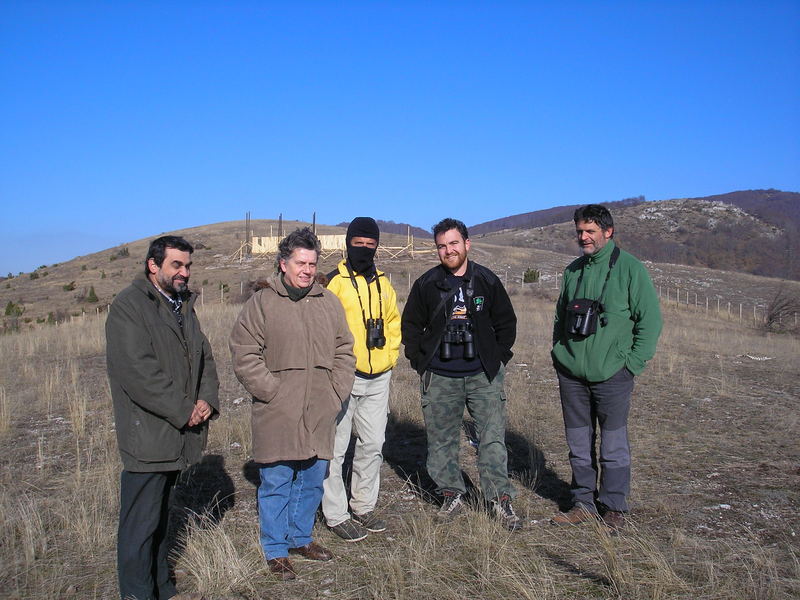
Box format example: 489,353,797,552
550,505,598,525
267,557,297,581
601,510,625,532
289,541,333,561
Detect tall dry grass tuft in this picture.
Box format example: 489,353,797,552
0,385,9,434
66,359,88,439
177,511,263,598
3,491,49,568
591,519,689,599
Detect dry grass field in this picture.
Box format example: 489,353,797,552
1,265,798,599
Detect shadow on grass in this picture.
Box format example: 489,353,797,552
169,454,236,559
543,549,613,588
384,413,571,510
504,425,572,510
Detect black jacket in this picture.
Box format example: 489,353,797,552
401,260,516,381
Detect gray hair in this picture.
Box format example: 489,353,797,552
276,227,321,272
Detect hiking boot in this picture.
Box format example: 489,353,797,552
550,504,598,526
492,494,523,531
329,519,368,542
353,511,387,532
601,510,625,533
435,491,464,522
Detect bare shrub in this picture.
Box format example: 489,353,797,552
764,284,800,331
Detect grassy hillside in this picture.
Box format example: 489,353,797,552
470,190,800,280
479,197,799,280
1,286,798,599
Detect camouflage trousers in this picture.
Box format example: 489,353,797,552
420,365,514,500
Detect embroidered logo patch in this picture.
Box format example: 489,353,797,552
473,296,485,312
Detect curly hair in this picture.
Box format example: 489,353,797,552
432,218,469,242
276,227,321,273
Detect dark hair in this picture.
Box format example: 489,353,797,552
573,204,614,235
276,227,321,272
144,236,194,275
432,218,469,242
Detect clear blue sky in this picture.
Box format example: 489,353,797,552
2,1,798,274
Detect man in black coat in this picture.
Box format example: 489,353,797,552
106,235,219,600
401,218,521,531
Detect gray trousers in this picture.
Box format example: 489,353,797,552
322,370,391,527
421,366,514,500
556,367,634,513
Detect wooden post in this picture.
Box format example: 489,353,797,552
739,303,742,321
705,297,708,312
201,287,204,306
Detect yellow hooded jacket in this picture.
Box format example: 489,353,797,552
326,259,401,377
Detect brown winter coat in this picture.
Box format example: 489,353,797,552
229,275,355,463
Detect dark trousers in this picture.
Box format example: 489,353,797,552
556,367,634,512
118,470,179,600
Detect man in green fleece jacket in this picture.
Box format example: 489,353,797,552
551,204,662,531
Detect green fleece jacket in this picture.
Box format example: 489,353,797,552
552,240,662,383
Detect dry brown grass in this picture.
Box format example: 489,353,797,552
0,289,798,599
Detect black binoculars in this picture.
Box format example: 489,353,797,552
565,298,606,337
440,321,475,360
366,318,386,349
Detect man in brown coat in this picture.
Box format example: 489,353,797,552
229,227,355,580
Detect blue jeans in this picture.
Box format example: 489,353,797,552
258,458,328,559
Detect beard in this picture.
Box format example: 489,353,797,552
156,272,189,296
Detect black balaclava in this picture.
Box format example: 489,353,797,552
346,217,379,275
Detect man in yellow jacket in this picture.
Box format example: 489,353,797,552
322,217,402,541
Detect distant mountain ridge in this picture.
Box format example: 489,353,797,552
472,189,800,281
336,219,431,238
469,196,647,235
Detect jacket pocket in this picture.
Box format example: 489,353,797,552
129,406,182,463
